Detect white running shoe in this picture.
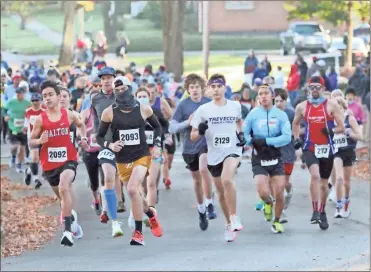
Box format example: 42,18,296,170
128,210,135,229
334,208,342,218
61,230,74,247
70,210,83,239
280,209,288,224
341,208,351,218
327,187,337,203
284,189,293,210
112,221,124,238
230,215,243,232
224,224,236,242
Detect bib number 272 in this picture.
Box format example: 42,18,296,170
314,145,330,158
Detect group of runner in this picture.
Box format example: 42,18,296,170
2,64,362,246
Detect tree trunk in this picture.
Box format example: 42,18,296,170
59,1,76,66
102,1,118,42
345,1,353,68
161,0,185,82
19,15,26,30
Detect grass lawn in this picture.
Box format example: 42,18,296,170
0,16,58,55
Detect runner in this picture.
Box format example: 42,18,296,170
244,85,291,233
96,76,163,245
23,92,43,189
147,83,174,189
332,96,362,218
191,73,243,242
91,66,126,231
273,88,296,223
292,76,345,230
30,80,88,246
3,86,31,172
169,73,216,230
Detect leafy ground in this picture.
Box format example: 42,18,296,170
0,165,59,258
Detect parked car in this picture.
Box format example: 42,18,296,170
328,37,370,66
354,24,370,44
280,21,332,55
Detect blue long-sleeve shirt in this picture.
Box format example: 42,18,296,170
244,106,291,148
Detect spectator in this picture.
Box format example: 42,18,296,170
328,66,338,91
273,66,285,89
345,87,365,125
296,53,308,88
244,50,258,86
348,66,365,99
360,66,370,104
262,75,274,86
286,64,300,106
93,30,107,61
116,69,125,77
140,68,155,84
306,56,320,79
70,76,87,111
252,62,268,82
261,55,272,74
4,72,21,103
7,67,13,80
80,76,101,112
319,68,331,91
249,78,262,109
238,83,251,108
231,93,249,120
163,73,178,99
225,85,233,100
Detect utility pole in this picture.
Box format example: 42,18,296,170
202,1,209,79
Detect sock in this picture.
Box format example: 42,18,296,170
30,162,38,176
319,203,326,213
336,200,343,209
274,216,280,223
344,197,350,203
197,203,206,214
104,189,117,220
11,155,16,162
145,207,154,218
328,183,332,189
16,163,21,169
312,201,318,211
64,216,72,232
205,198,213,207
135,220,142,232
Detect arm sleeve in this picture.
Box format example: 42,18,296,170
266,112,292,148
158,114,169,134
147,114,162,141
96,120,110,148
169,120,189,134
243,112,253,146
91,98,99,133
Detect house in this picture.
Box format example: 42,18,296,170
208,1,289,33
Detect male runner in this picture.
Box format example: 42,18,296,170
30,80,88,246
244,85,291,233
91,66,126,232
169,73,216,230
3,86,31,172
292,76,344,230
97,76,162,245
24,92,43,189
274,88,296,223
191,73,244,242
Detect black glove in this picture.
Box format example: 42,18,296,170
293,138,302,150
251,138,266,149
198,121,208,135
321,127,334,138
236,132,247,147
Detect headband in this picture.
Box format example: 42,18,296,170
208,78,226,86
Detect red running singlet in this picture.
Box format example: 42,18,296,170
39,108,78,171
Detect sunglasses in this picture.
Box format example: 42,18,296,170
31,100,40,102
93,83,101,88
308,85,322,91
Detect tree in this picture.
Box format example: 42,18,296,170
59,1,77,66
285,0,370,68
102,1,119,42
160,0,186,81
3,1,44,30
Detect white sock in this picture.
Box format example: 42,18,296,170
205,198,213,207
197,203,206,214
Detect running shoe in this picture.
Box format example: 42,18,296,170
284,189,293,210
24,167,31,186
16,165,23,173
271,221,284,234
334,207,342,218
100,211,109,223
148,207,163,237
112,221,124,238
342,201,351,218
327,187,336,203
280,209,288,224
310,211,320,224
264,204,273,222
254,199,265,211
34,179,42,189
130,230,144,246
230,215,243,231
117,201,126,213
71,210,83,239
91,201,101,216
9,157,15,168
224,224,237,242
60,230,74,247
198,211,208,231
206,203,217,220
319,212,329,230
164,179,171,190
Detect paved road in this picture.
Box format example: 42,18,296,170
0,143,369,271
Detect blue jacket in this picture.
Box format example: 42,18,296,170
244,106,291,148
253,68,268,82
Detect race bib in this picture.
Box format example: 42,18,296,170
14,118,24,128
70,132,74,143
97,149,115,160
261,159,278,167
333,133,348,149
213,134,231,148
145,131,154,145
314,144,330,158
48,147,67,163
29,116,37,125
119,129,140,145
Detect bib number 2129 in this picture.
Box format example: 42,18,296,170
213,135,231,148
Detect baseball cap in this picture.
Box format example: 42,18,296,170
98,66,116,78
113,76,131,89
92,76,101,84
15,87,26,93
31,92,42,101
254,78,262,86
308,76,325,86
12,72,22,80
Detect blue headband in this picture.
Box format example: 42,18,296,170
208,78,226,86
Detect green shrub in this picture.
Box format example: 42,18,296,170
136,1,162,28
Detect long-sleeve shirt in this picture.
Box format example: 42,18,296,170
348,101,366,124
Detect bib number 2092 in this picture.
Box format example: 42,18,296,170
314,145,330,158
48,147,67,163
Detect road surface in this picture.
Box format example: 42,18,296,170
0,143,369,271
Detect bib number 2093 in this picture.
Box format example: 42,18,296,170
48,147,67,163
213,135,231,148
119,129,140,145
314,145,330,158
